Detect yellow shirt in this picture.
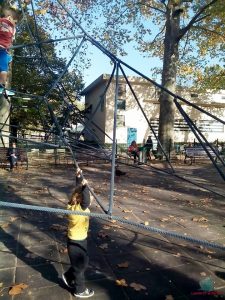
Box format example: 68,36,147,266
67,203,90,240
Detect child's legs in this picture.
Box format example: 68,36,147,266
0,71,8,85
67,240,89,293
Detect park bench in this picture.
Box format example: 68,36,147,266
0,147,28,169
184,146,219,165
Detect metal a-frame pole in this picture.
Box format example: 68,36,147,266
108,62,119,215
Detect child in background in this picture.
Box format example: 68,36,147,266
0,6,21,94
128,140,140,163
62,168,94,298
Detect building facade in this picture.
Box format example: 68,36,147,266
81,74,225,147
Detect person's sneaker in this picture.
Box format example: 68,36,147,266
62,272,74,288
74,288,94,298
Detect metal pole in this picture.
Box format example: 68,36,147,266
108,63,119,215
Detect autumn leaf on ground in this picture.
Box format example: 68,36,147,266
59,248,68,254
143,221,149,226
192,217,208,222
117,261,129,268
130,282,147,291
9,216,19,222
110,220,117,224
0,282,3,287
103,225,110,230
160,217,169,222
9,283,28,295
165,295,174,300
122,209,132,213
0,223,9,228
98,231,109,238
99,243,108,250
115,279,128,287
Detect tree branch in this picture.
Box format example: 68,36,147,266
178,0,219,41
136,1,166,14
192,25,225,39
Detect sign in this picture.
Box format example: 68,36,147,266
127,128,137,145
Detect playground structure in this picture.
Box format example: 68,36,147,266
0,0,225,254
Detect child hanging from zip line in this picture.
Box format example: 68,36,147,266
62,167,94,298
0,5,21,95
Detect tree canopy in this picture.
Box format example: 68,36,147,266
10,16,84,131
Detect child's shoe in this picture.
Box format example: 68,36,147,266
5,90,15,96
74,288,94,298
62,272,74,288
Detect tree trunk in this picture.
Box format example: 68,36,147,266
158,0,181,156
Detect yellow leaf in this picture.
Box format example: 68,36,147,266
192,217,208,222
130,282,147,291
0,282,3,287
115,279,128,287
117,261,129,268
35,9,47,15
9,283,28,296
144,221,149,226
122,209,132,213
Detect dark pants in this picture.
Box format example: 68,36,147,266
66,239,89,293
131,151,139,162
145,148,152,160
9,155,17,169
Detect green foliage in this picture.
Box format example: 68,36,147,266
10,16,84,129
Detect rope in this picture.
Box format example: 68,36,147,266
0,201,225,251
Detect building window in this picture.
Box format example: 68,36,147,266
117,99,126,110
117,115,125,127
118,84,126,97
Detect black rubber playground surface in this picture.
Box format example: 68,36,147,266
0,155,225,299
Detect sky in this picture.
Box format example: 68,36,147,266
81,41,162,88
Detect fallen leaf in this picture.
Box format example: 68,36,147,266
165,295,174,300
144,221,149,226
9,216,19,222
98,231,109,238
160,218,169,222
99,243,108,250
59,248,68,254
192,217,208,222
0,282,3,287
130,282,147,291
0,223,9,228
122,209,132,213
115,279,128,287
117,261,129,268
9,283,28,295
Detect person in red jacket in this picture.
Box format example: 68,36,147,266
128,140,140,163
0,7,20,93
